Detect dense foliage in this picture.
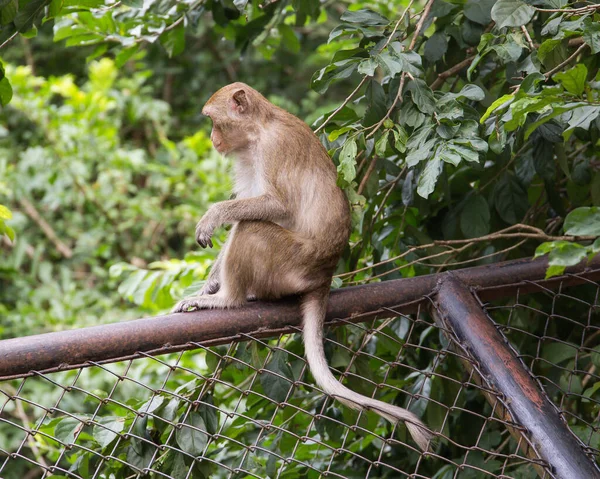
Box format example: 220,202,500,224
1,0,600,477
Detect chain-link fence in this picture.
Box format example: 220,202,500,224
1,257,599,479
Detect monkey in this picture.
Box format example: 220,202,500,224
172,82,433,450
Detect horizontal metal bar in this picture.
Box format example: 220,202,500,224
1,255,599,380
433,275,600,479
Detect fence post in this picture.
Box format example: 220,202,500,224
432,274,600,479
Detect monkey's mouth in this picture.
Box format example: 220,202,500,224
212,141,225,152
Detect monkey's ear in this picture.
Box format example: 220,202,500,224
231,89,248,114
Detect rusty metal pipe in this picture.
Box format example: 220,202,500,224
1,255,599,380
433,275,600,479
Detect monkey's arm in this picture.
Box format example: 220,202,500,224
195,194,287,247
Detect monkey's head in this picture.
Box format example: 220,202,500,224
202,82,266,155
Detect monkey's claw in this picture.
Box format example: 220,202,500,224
195,221,214,248
172,297,203,313
196,233,213,248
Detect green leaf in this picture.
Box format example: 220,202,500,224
536,241,588,277
279,24,300,53
13,0,47,32
532,139,555,182
260,351,294,403
376,52,403,76
340,9,389,26
541,342,577,364
0,0,18,24
480,94,513,123
564,105,600,140
492,41,523,63
417,157,443,199
176,411,209,456
2,224,15,241
357,58,377,76
55,417,83,444
197,397,219,435
0,204,12,219
464,0,495,25
493,173,528,224
61,0,104,10
337,138,357,186
424,32,448,62
489,129,507,154
93,417,125,448
457,84,485,101
0,76,13,106
393,126,408,153
375,131,388,156
407,78,435,114
553,64,587,96
115,45,139,68
362,79,387,127
138,396,164,414
564,207,600,236
583,19,600,54
406,138,436,166
311,59,359,94
233,0,248,11
160,25,185,57
448,142,481,162
491,0,535,29
438,144,461,166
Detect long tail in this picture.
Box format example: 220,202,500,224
301,288,434,451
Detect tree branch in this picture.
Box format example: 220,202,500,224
430,55,475,90
19,198,73,259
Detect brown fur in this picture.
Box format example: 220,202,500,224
173,83,432,450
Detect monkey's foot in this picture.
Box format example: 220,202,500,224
171,294,231,313
197,279,220,296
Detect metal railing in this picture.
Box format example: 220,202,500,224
1,256,600,478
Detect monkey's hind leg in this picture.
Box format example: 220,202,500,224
172,221,314,313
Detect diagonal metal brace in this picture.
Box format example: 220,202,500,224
432,274,600,479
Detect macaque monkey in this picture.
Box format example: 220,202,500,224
172,82,432,450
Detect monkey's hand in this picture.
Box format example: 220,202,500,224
195,213,217,248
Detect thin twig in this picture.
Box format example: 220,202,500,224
534,4,600,14
381,0,416,51
314,77,368,134
370,167,406,229
357,156,378,195
0,30,18,51
545,43,588,79
315,0,415,134
364,0,433,139
430,55,475,90
19,198,73,259
336,223,596,279
521,25,535,51
408,0,434,51
365,73,408,139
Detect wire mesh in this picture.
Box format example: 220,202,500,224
484,273,600,463
1,269,599,479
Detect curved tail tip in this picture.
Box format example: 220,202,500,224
406,422,435,452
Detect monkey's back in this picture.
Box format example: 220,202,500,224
266,108,351,258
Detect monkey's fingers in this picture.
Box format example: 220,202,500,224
171,299,200,313
196,233,213,248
